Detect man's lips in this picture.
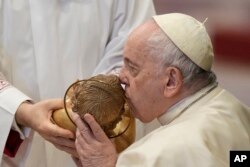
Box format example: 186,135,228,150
124,93,129,99
123,89,129,98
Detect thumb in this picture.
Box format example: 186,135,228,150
45,98,65,110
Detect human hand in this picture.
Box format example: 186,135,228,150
71,112,117,167
15,99,78,157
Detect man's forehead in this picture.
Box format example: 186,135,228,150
123,46,144,67
123,20,162,67
128,19,158,42
124,24,156,60
123,44,161,70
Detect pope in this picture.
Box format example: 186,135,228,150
71,13,250,167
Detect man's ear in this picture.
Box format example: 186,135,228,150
164,67,183,98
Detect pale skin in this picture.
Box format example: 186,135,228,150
72,20,188,167
71,112,117,167
15,99,78,157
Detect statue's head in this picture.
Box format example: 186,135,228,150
69,74,125,136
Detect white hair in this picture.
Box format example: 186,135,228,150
145,27,216,92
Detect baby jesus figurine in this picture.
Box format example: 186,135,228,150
51,74,135,152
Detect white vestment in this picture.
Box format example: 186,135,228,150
0,0,155,166
117,84,250,167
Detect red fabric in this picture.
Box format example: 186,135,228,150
212,27,250,64
4,130,23,157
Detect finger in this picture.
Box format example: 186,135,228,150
41,134,75,149
75,135,88,159
54,144,78,157
84,113,108,142
71,112,93,142
46,122,75,139
75,128,92,150
75,134,96,161
44,98,64,110
71,156,82,167
54,136,76,148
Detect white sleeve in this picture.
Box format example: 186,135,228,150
92,0,155,75
0,75,32,159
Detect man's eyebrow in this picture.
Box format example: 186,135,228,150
124,57,139,67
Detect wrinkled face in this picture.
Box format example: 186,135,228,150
119,21,166,123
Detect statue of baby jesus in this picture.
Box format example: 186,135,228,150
51,74,135,152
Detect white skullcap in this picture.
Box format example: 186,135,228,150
153,13,214,71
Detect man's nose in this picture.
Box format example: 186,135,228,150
119,67,128,86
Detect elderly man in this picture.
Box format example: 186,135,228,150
71,13,250,167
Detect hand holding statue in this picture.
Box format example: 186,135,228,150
15,99,78,157
71,112,117,167
51,74,136,154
